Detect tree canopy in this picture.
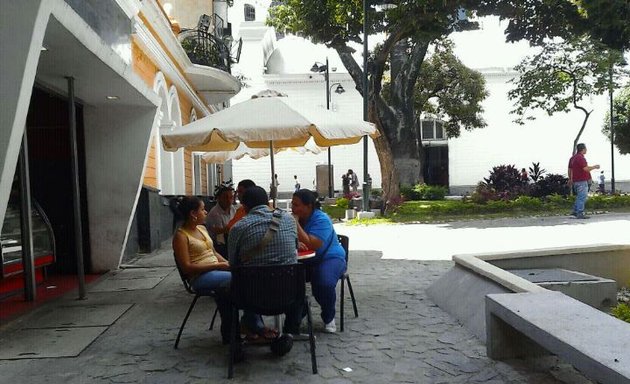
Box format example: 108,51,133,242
508,36,627,153
603,86,630,154
478,0,630,51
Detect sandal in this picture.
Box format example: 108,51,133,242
244,327,279,344
261,327,279,340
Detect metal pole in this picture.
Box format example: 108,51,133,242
269,140,276,208
67,77,86,299
362,0,369,212
325,58,334,198
609,63,616,193
19,134,36,301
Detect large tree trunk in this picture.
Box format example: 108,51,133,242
371,94,423,206
333,38,429,208
373,41,425,206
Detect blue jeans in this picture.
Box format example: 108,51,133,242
191,270,233,343
573,180,588,215
191,270,231,293
310,257,347,324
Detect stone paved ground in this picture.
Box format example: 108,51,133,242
0,249,594,383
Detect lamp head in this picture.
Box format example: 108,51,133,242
310,62,327,73
334,84,345,94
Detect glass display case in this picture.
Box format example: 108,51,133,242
1,199,55,278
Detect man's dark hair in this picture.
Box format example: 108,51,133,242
577,143,586,152
241,186,268,210
237,179,256,189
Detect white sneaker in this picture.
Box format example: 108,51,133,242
324,319,336,333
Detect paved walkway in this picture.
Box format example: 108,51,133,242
0,227,604,383
336,212,630,260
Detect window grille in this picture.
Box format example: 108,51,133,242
244,4,255,21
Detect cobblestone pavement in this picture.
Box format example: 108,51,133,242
0,250,593,383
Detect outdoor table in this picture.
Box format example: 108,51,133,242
297,250,316,261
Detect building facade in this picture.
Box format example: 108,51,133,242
0,0,240,300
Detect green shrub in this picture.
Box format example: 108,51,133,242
484,165,523,196
545,193,571,207
370,188,383,198
400,185,421,201
321,205,345,219
513,195,544,210
612,303,630,323
413,184,447,200
470,182,499,204
335,197,349,209
588,194,630,209
531,173,569,197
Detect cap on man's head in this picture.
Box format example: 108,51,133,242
576,143,586,152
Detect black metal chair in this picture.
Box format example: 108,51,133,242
228,264,317,378
173,253,219,349
337,235,358,332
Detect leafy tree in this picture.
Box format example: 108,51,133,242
406,40,488,138
268,1,487,203
508,36,626,154
603,86,630,154
478,0,630,51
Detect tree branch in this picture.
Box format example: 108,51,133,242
334,46,365,97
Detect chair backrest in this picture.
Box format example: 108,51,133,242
231,264,305,316
173,252,195,294
337,235,349,264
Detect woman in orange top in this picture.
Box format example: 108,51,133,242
173,196,232,343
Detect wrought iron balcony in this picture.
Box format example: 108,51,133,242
178,14,242,74
179,28,238,72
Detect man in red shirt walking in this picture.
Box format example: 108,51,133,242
568,143,600,219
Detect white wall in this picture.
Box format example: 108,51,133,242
0,0,49,228
83,105,158,271
449,73,630,188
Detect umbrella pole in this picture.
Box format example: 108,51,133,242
269,140,276,208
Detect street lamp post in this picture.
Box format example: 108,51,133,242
609,63,616,193
311,58,346,198
362,0,369,212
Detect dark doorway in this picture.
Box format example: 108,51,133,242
25,87,91,274
423,145,449,187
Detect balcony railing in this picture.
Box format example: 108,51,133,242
178,28,241,73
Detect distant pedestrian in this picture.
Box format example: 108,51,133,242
341,173,350,196
598,171,605,194
293,175,301,192
347,169,359,192
270,173,279,200
520,168,529,183
568,143,600,219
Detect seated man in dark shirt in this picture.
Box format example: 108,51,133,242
228,186,303,337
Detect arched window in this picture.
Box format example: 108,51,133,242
244,4,255,21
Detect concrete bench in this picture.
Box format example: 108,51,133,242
486,291,630,384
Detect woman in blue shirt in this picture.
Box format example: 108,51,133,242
292,189,346,333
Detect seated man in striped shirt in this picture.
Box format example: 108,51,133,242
228,186,302,339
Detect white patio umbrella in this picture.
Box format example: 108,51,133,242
201,139,323,164
201,143,274,164
161,90,378,202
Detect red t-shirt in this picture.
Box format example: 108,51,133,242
569,153,590,182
